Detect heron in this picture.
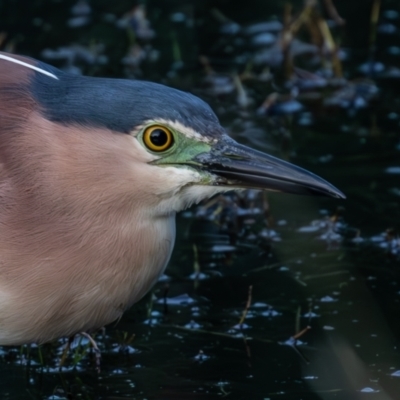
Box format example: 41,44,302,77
0,52,344,350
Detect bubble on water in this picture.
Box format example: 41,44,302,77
391,370,400,377
323,325,335,331
157,294,197,305
320,296,337,303
360,387,379,393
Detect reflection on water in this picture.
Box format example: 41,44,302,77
1,0,400,399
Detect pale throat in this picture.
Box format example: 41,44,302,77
151,165,231,215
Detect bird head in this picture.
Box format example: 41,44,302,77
112,83,346,213
130,115,345,213
0,52,344,216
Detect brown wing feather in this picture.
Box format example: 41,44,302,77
0,52,38,158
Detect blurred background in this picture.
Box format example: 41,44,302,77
1,0,400,399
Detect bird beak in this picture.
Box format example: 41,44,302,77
195,136,345,199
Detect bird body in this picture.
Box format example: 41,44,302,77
0,52,344,346
0,103,177,344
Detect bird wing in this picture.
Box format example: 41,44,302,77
0,53,44,157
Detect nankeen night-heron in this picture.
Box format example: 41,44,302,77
0,52,344,347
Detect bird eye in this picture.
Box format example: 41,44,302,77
143,125,174,152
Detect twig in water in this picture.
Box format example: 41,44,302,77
263,192,274,226
193,243,200,289
282,3,294,80
242,336,252,367
59,336,74,368
163,324,274,344
286,326,312,364
233,74,251,108
317,16,343,77
292,325,311,341
80,332,101,373
290,343,310,364
323,0,345,25
238,285,253,329
370,0,381,50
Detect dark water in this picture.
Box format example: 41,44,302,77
1,0,400,399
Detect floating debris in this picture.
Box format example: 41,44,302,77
358,61,385,75
360,387,379,393
67,0,92,28
187,272,209,280
111,345,139,354
193,350,210,362
261,307,281,317
157,294,197,306
323,325,335,330
184,321,202,329
385,167,400,174
320,296,337,302
303,312,320,318
231,323,251,330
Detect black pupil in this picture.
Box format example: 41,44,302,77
150,129,168,147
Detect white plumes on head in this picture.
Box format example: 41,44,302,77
0,54,58,80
